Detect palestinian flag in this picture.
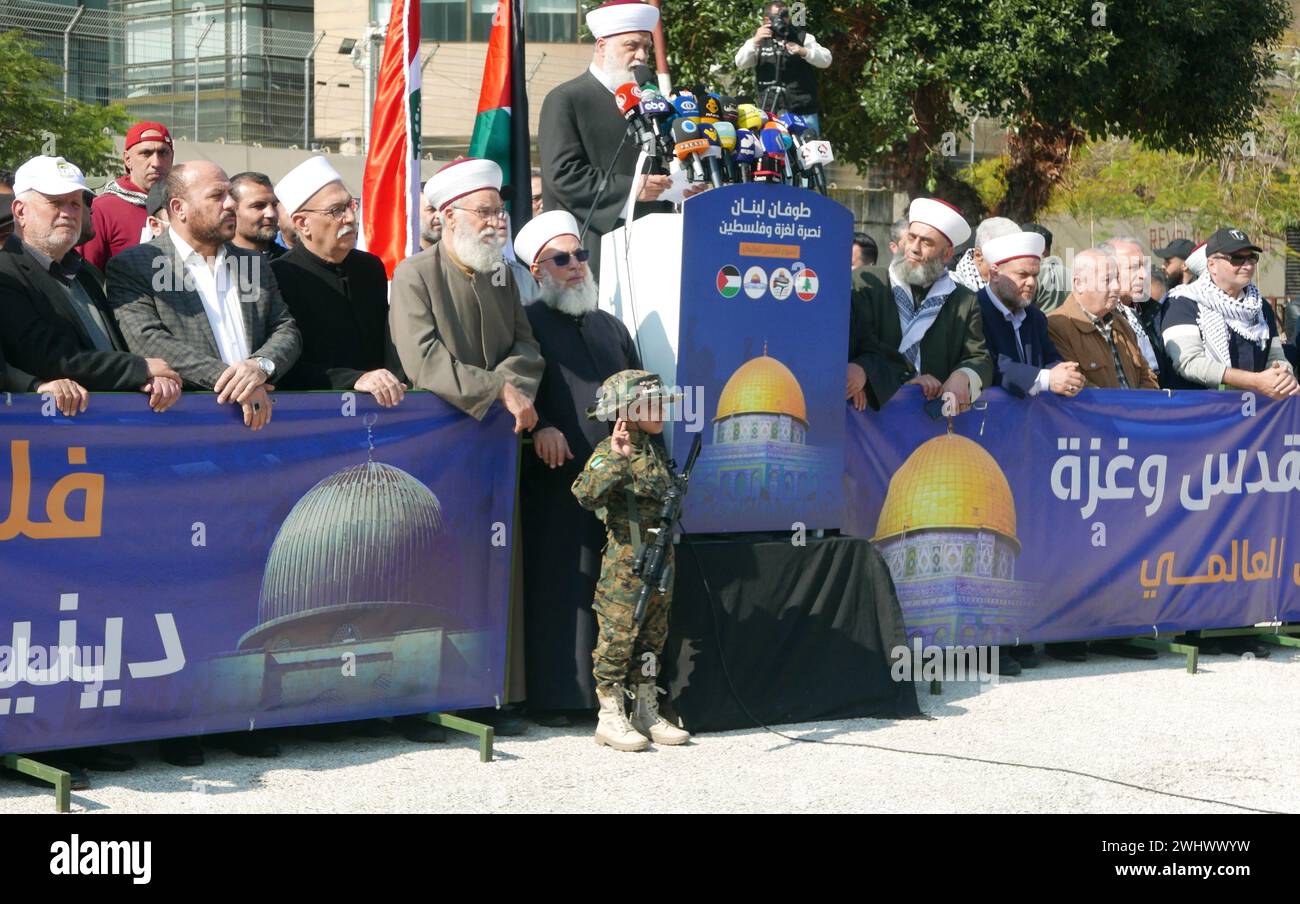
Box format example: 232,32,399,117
362,0,421,279
469,0,532,234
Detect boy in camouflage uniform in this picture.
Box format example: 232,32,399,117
571,370,691,751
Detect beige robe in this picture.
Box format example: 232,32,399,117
389,242,544,418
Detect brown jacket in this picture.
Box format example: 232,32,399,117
1046,294,1159,390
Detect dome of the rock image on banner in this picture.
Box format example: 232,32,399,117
691,346,836,515
242,460,451,650
192,458,488,718
870,429,1039,647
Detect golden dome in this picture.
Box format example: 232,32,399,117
873,432,1018,549
715,351,807,423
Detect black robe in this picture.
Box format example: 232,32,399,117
270,244,396,390
538,69,671,276
520,300,641,709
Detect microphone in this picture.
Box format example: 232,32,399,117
777,112,808,137
720,96,740,125
737,103,767,132
701,93,724,123
671,93,701,121
672,119,709,183
639,96,678,160
615,82,655,154
798,139,834,168
631,63,657,93
762,121,794,180
758,127,789,183
700,124,726,188
732,129,760,182
713,121,738,183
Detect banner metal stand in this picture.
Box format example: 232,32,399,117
417,713,494,762
1,753,71,813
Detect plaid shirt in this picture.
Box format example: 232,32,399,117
1085,308,1130,389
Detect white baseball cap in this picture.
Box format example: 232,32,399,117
13,156,87,197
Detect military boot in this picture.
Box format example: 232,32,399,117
631,683,690,746
595,686,649,752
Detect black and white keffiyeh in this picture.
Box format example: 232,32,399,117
102,178,148,207
1179,272,1269,367
951,247,984,292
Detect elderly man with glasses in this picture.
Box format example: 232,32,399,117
269,157,405,406
1161,227,1297,399
389,157,543,432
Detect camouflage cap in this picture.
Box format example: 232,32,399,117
587,369,681,421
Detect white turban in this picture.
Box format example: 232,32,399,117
275,156,345,216
981,232,1045,267
423,158,503,211
514,209,580,264
908,197,971,248
586,0,659,38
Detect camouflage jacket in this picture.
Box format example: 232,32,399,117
571,430,676,547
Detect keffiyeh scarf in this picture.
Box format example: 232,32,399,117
951,247,985,292
102,178,148,207
1182,273,1269,367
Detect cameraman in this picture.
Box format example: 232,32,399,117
734,1,832,135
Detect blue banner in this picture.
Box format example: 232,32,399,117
673,184,852,533
0,392,517,755
845,387,1300,645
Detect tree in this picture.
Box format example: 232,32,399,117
657,1,1291,223
0,30,130,177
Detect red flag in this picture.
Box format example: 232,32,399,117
363,0,421,278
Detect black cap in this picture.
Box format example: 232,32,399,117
145,180,168,217
1022,223,1053,254
1205,228,1263,258
1153,237,1195,260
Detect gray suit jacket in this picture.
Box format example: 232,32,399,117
106,231,301,389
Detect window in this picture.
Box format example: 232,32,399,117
372,0,579,43
526,0,576,43
127,15,172,65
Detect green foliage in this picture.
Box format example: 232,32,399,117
0,30,130,178
657,0,1291,220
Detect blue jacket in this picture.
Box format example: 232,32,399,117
977,286,1062,397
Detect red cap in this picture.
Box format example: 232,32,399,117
126,122,173,151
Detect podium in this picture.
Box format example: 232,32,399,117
597,184,854,534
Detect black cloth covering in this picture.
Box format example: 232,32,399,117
520,302,641,709
662,535,921,732
270,244,394,390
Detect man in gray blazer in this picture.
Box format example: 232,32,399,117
108,160,301,432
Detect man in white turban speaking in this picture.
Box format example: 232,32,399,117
513,209,642,722
388,157,543,432
847,197,992,410
538,0,673,276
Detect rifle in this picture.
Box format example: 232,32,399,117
631,433,703,626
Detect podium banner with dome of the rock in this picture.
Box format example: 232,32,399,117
0,393,518,756
844,386,1300,646
671,184,852,534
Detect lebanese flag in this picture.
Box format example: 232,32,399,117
362,0,421,279
468,0,531,235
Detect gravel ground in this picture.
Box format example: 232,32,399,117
4,647,1297,814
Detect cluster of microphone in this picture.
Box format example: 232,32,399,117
613,64,834,193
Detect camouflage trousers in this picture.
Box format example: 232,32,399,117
592,539,673,692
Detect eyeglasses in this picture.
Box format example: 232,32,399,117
452,204,508,221
1213,252,1259,267
299,197,358,220
538,249,590,267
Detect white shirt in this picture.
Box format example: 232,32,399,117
988,292,1051,395
588,63,618,94
735,32,833,70
169,228,250,366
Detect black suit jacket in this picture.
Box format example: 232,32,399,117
0,237,148,391
107,231,302,390
977,286,1061,397
539,69,671,273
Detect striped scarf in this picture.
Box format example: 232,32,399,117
892,270,957,371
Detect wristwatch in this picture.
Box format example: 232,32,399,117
255,356,276,378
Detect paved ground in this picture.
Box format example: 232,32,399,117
4,646,1297,814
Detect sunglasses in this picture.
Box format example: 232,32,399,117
538,248,590,267
1214,252,1259,266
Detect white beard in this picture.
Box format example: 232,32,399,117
890,251,946,288
448,224,505,274
601,56,635,88
540,269,598,317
